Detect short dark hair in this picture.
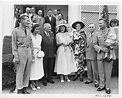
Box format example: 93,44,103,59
19,14,29,22
31,23,40,33
109,19,119,27
58,13,64,19
58,25,67,32
31,15,36,20
99,18,107,24
47,9,52,12
57,8,61,11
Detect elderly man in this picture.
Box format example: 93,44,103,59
36,10,45,35
12,14,33,94
24,7,30,16
41,23,56,86
93,19,116,94
85,23,99,88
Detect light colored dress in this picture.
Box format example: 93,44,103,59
30,34,44,80
55,33,77,75
104,27,118,60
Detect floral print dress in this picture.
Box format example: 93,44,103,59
71,30,86,74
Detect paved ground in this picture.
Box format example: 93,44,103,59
2,75,118,94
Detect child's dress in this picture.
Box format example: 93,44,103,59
104,27,118,60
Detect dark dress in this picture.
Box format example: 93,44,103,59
71,30,86,74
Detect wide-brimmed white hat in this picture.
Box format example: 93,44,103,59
56,23,68,29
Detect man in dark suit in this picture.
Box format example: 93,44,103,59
44,9,56,37
44,9,57,76
41,23,55,86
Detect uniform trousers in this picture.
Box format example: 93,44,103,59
16,47,32,89
97,59,113,88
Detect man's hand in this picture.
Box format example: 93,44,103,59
13,55,19,64
101,47,109,53
32,55,35,63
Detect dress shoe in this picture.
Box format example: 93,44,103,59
47,80,55,84
95,84,99,88
85,80,93,84
30,84,37,91
42,82,47,86
61,79,64,83
72,76,78,81
80,78,83,82
66,79,71,82
97,86,106,91
23,87,30,94
106,88,111,94
36,86,41,90
17,89,24,94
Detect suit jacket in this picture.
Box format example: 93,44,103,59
93,28,110,60
44,16,56,37
36,16,45,35
86,32,97,60
41,31,56,58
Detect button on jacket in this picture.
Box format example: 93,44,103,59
12,27,33,57
93,28,109,60
86,31,97,60
41,31,55,58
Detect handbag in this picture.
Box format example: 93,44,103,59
37,50,45,58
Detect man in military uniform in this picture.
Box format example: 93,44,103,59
93,19,115,94
12,14,33,94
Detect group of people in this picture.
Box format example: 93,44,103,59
12,7,119,94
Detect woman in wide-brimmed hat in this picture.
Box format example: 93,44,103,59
54,23,77,82
71,21,86,82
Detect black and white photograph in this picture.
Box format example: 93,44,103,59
0,0,120,97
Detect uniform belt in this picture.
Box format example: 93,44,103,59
18,45,30,48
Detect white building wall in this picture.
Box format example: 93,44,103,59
2,2,14,37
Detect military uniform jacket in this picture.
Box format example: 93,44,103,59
93,28,109,60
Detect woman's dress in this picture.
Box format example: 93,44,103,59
55,33,77,75
71,30,86,73
30,34,44,80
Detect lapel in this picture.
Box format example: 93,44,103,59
47,16,52,22
87,32,95,47
50,16,53,22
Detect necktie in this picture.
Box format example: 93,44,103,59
25,28,27,35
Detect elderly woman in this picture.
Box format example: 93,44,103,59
30,23,44,91
71,21,86,82
55,24,77,82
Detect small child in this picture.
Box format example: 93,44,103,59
104,19,119,61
